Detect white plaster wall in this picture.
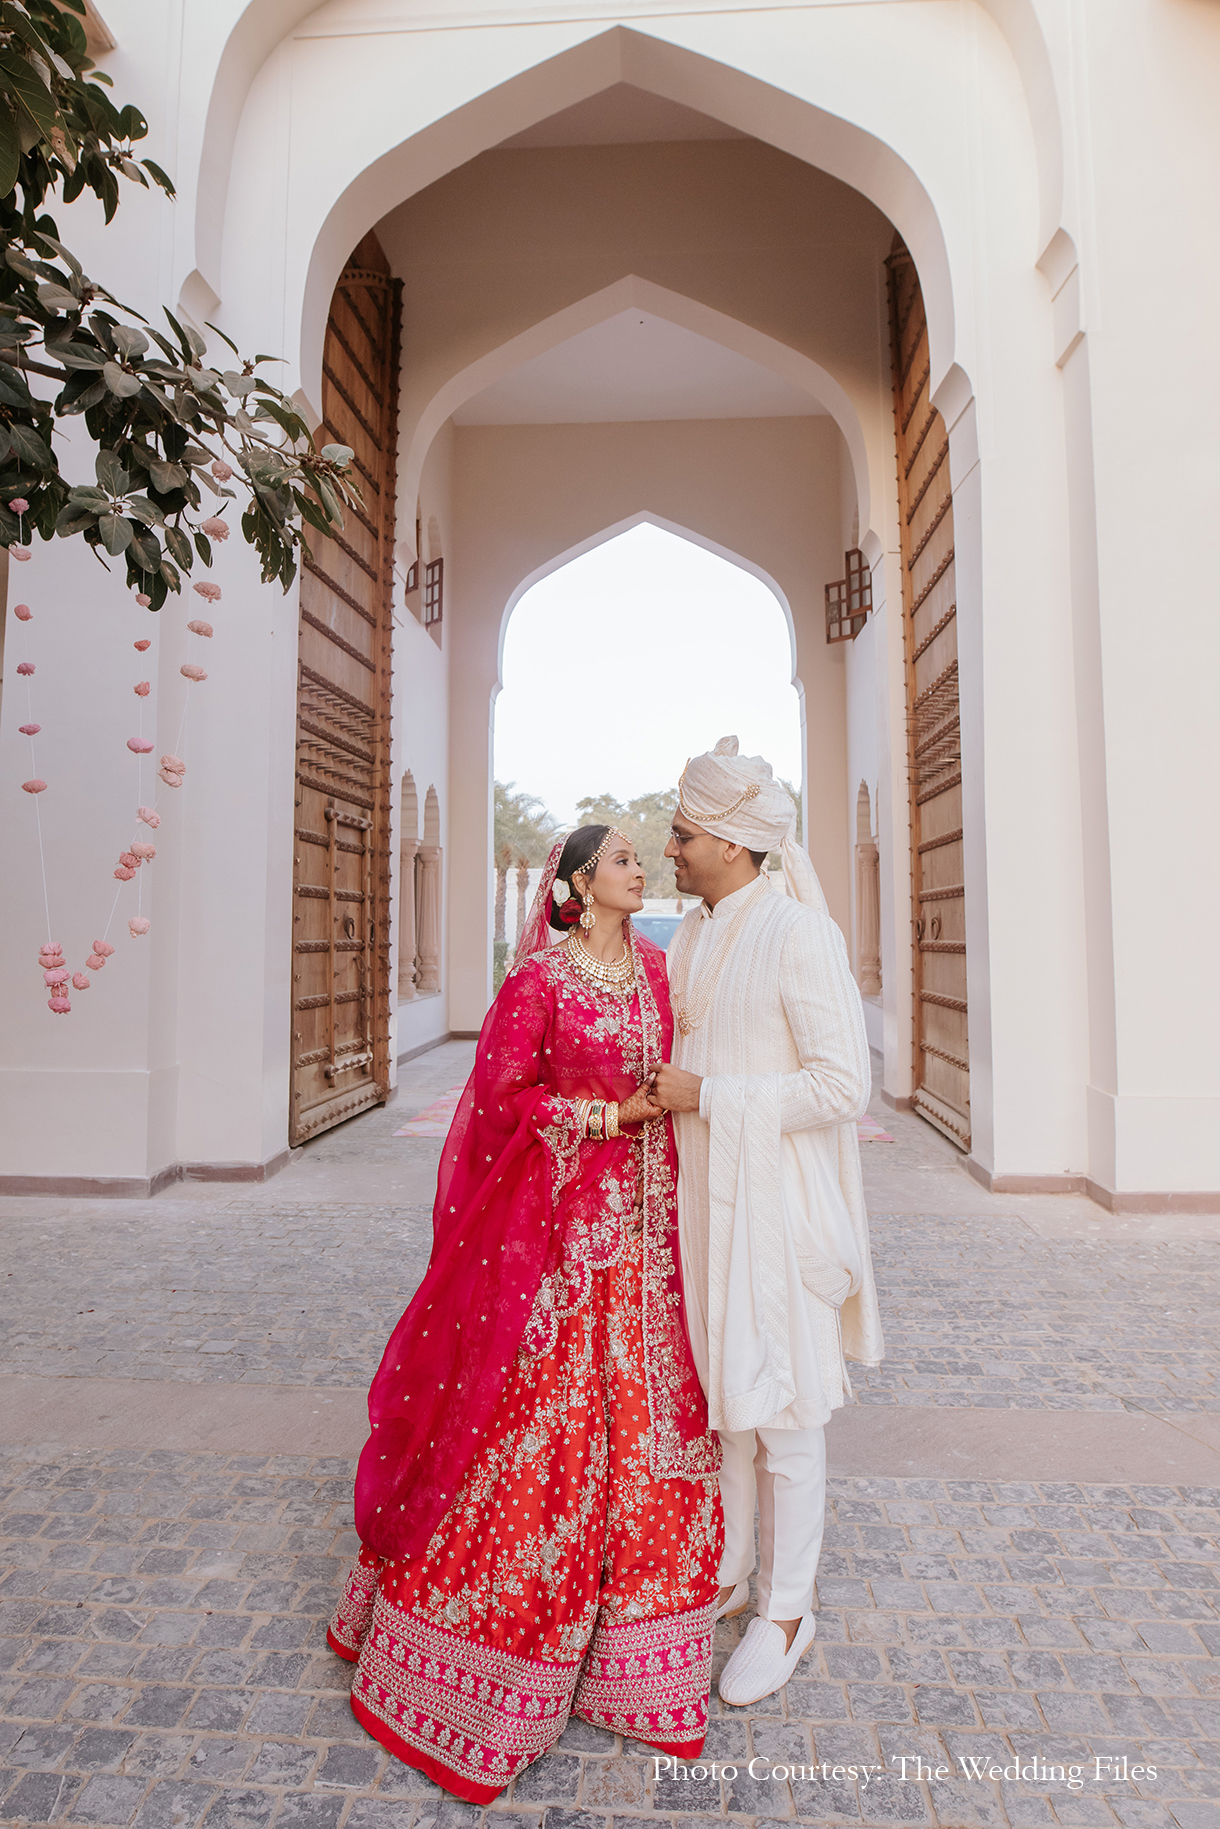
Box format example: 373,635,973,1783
393,423,453,1058
4,0,1215,1197
446,415,848,1032
1067,2,1220,1194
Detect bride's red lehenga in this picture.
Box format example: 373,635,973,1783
328,855,722,1803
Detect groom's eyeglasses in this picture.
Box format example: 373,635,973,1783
668,829,702,846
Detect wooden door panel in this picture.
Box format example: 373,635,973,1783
290,237,400,1147
887,241,971,1152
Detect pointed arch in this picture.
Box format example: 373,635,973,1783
495,508,799,695
405,276,871,557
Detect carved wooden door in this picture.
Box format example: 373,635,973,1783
290,234,400,1146
887,239,971,1151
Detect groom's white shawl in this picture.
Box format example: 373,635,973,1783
671,880,884,1433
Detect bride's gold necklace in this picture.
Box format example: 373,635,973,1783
565,930,635,992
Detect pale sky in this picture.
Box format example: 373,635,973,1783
494,523,803,827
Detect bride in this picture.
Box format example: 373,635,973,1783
328,825,723,1801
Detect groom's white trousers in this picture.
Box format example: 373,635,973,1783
717,1425,827,1620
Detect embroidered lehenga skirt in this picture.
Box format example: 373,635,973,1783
328,1227,722,1800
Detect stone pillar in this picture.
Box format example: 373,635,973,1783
398,836,419,999
856,838,882,996
416,846,442,994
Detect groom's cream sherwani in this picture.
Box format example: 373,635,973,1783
671,876,884,1437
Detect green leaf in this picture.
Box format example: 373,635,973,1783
0,99,19,196
321,444,354,467
119,103,148,142
56,500,98,537
98,512,133,556
111,325,149,359
9,425,54,470
149,459,186,493
193,530,212,567
140,158,174,197
317,478,343,526
252,397,307,440
68,485,112,509
95,449,130,495
34,237,84,281
128,531,160,572
295,492,333,538
62,375,107,413
46,340,107,369
0,47,58,141
204,320,240,357
163,524,192,569
159,556,181,591
0,363,33,407
161,308,195,362
37,281,80,313
102,359,142,398
4,245,39,280
125,494,164,527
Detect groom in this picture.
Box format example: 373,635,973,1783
650,737,883,1706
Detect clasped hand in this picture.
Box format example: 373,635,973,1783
615,1062,704,1125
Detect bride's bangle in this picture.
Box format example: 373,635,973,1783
605,1101,620,1140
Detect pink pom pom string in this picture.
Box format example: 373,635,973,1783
86,953,106,971
137,806,160,828
180,663,207,682
210,460,233,481
114,865,136,880
192,581,221,602
11,546,30,562
129,917,151,937
201,517,230,541
10,498,28,514
136,593,151,607
119,851,141,870
187,620,213,637
134,639,151,651
21,779,47,794
19,723,40,736
14,603,31,621
130,842,156,861
92,941,115,957
48,996,71,1014
16,661,34,675
43,968,69,986
134,681,151,697
72,973,90,991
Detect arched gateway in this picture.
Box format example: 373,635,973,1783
3,2,1212,1212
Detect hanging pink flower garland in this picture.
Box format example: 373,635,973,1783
11,493,226,1014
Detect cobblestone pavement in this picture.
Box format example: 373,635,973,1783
2,1448,1218,1829
2,1049,1219,1827
1,1199,1215,1416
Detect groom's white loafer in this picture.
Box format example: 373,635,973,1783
714,1580,750,1621
717,1614,817,1706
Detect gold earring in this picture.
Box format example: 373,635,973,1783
580,891,596,932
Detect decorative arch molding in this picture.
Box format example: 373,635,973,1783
193,4,1067,327
496,508,800,694
493,508,807,839
406,276,873,558
295,28,968,418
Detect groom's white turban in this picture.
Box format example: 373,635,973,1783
678,736,828,913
